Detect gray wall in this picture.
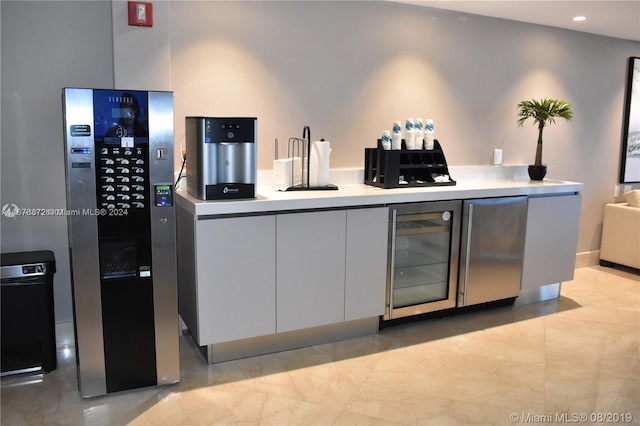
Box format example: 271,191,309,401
1,1,114,322
2,1,639,322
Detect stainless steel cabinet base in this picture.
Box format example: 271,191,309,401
184,317,379,364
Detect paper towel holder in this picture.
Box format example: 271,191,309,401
283,127,338,191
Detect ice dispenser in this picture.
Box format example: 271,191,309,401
186,117,256,200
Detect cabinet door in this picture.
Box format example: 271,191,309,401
521,194,581,291
276,210,346,333
196,215,276,344
345,207,388,321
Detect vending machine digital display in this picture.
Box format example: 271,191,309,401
62,88,179,398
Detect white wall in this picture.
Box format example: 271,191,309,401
111,1,171,90
2,0,639,322
164,1,639,253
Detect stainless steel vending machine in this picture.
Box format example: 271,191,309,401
62,88,180,397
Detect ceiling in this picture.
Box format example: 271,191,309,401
392,1,640,42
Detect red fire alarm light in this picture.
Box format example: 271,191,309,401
128,2,153,27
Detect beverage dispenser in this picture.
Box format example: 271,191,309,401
185,116,257,200
62,88,180,397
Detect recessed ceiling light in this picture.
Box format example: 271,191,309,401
573,16,587,22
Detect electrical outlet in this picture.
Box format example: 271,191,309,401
613,184,633,197
614,184,622,197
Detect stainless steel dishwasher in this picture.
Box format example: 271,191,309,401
458,197,527,307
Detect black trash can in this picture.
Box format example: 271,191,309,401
1,250,57,375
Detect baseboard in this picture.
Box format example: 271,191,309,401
575,251,600,269
55,321,75,350
195,317,380,364
515,283,561,306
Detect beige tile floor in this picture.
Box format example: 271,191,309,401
1,266,638,425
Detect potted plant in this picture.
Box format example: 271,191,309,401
516,98,573,180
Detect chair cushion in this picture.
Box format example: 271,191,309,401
624,189,640,207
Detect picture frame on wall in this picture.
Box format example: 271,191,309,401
620,56,640,183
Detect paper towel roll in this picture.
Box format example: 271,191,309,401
310,140,331,187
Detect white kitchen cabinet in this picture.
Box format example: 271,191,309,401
276,210,347,333
195,215,276,344
521,194,581,291
345,207,388,321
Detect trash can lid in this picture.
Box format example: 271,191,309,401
1,250,56,271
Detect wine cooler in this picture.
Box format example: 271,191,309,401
384,200,461,320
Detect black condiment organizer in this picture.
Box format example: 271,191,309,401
364,139,456,188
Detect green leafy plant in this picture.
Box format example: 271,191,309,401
517,98,573,167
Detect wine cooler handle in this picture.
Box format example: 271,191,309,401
388,209,398,318
461,203,474,307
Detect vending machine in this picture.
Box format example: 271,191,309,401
62,88,179,397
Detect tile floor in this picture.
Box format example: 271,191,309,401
1,266,638,425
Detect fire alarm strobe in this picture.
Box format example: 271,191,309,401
128,2,153,27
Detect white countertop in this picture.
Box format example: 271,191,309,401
176,165,583,217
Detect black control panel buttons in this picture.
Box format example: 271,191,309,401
96,143,148,217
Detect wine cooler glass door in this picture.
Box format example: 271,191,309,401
385,201,460,320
